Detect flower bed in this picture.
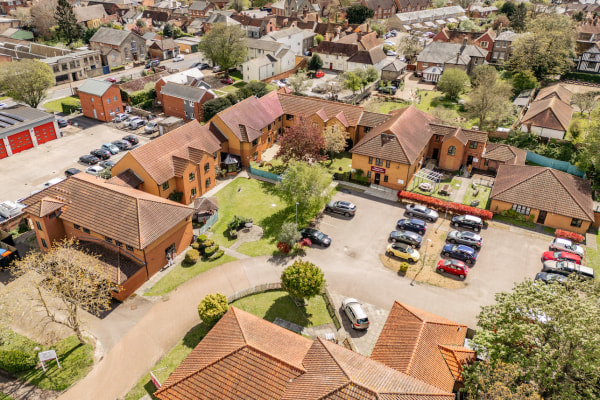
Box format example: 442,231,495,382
555,229,585,243
398,191,493,220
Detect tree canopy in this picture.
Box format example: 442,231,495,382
55,0,83,44
280,259,325,302
308,54,323,71
197,293,229,327
276,115,327,163
466,65,513,127
437,68,470,100
202,94,237,121
278,161,333,220
345,5,374,24
0,59,55,108
198,23,248,74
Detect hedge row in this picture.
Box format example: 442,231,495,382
398,191,493,220
555,229,585,243
563,72,600,84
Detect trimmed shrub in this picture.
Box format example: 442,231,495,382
110,65,125,72
397,191,493,220
184,249,200,265
399,262,409,273
191,242,200,251
197,234,208,243
204,245,218,257
200,239,214,251
555,229,585,243
0,350,37,373
197,293,229,326
277,242,290,254
209,249,225,260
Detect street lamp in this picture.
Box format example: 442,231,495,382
411,238,432,286
295,202,299,225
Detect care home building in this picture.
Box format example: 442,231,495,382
20,173,194,300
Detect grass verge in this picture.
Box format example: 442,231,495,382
585,233,600,277
43,96,80,113
493,214,535,230
462,185,491,209
252,152,353,175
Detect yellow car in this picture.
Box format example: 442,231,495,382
386,243,420,262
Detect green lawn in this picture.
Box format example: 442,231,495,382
415,91,477,128
364,99,410,114
233,81,246,88
408,177,463,201
144,254,237,296
229,71,243,80
0,96,8,101
462,185,491,209
43,96,80,113
125,290,334,400
253,152,353,176
0,392,15,400
493,214,535,230
585,234,600,277
220,85,238,95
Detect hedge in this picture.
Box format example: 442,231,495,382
197,234,208,243
555,229,585,243
563,72,600,84
184,249,200,264
209,249,225,260
398,191,493,220
129,88,156,106
61,98,81,114
204,245,219,257
110,65,125,72
0,350,37,373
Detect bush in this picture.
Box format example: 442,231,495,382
60,98,81,114
299,238,312,247
280,259,325,301
191,242,200,250
204,245,219,257
200,239,214,251
0,350,37,373
110,65,125,72
197,293,229,327
555,229,585,243
397,191,493,220
277,242,290,254
184,249,200,265
227,215,247,232
399,262,409,273
209,249,225,260
563,72,600,83
197,234,208,243
277,222,301,247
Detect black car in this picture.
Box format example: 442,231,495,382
64,168,81,177
145,59,160,68
300,228,331,247
389,230,422,248
102,160,116,170
442,244,478,265
396,218,426,235
378,86,397,95
535,272,568,284
122,135,139,145
450,215,483,232
57,118,68,128
198,63,210,70
112,139,132,150
446,230,482,250
79,154,100,165
90,148,111,160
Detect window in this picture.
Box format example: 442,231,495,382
205,177,211,187
386,160,391,168
376,158,383,166
364,127,371,133
191,188,197,198
447,145,456,156
189,172,195,182
41,238,48,248
204,163,210,172
126,245,134,251
105,236,113,243
268,123,271,130
480,41,488,48
368,157,373,164
470,142,478,149
83,228,91,234
252,139,259,146
367,171,372,178
116,107,120,112
312,122,318,128
115,241,123,248
423,63,428,67
36,221,42,231
384,175,389,182
435,135,440,142
74,224,81,230
512,204,531,215
91,97,94,103
114,96,117,101
571,218,583,228
106,98,111,104
162,181,169,190
484,158,489,167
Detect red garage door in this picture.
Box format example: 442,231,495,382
7,130,33,154
0,140,7,159
34,122,57,145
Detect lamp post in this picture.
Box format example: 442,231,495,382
411,238,431,286
295,202,299,225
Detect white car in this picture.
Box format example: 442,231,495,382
212,65,220,72
113,113,128,122
384,40,395,46
549,238,584,258
121,116,140,128
173,54,185,62
387,50,397,56
145,119,161,133
86,165,105,176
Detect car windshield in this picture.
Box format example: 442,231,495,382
405,247,413,254
357,318,368,324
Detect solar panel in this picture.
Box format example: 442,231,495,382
0,117,15,125
0,122,7,128
0,112,24,122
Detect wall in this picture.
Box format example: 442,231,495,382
520,124,565,140
143,217,193,277
438,137,464,171
351,153,415,190
111,152,161,196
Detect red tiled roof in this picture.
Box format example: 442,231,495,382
371,301,474,393
482,143,526,165
277,93,364,126
521,97,573,132
214,95,278,142
535,84,573,104
490,165,594,221
429,124,487,144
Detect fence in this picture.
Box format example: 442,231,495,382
526,151,585,178
249,165,283,182
197,211,218,234
227,282,281,303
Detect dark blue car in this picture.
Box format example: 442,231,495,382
442,244,477,264
396,218,426,235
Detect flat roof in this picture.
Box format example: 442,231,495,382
0,106,55,138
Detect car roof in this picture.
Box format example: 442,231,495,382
409,218,425,225
460,231,480,239
463,215,482,222
457,245,475,252
553,238,571,245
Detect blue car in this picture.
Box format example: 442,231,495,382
442,244,477,265
396,218,426,235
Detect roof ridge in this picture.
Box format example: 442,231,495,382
232,307,249,344
316,337,351,381
547,168,592,220
246,344,307,373
491,166,545,198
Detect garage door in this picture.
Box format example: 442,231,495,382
34,122,57,145
7,130,33,154
0,140,7,159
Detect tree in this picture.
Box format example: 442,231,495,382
512,70,538,93
30,0,57,39
342,71,362,95
55,0,83,44
346,5,374,24
0,59,55,108
500,1,516,17
572,92,598,119
508,14,575,80
433,0,445,7
471,279,600,399
356,66,379,93
280,259,325,303
278,161,333,220
236,81,268,99
466,65,513,127
463,361,542,400
459,19,478,32
198,23,248,74
398,35,423,63
314,34,324,45
202,94,236,121
197,293,229,327
10,239,115,344
161,22,174,37
136,19,147,28
573,10,585,22
277,222,302,247
308,54,323,71
492,15,511,30
509,3,527,32
84,26,99,44
323,124,347,156
287,70,310,94
10,7,32,27
437,68,469,100
276,115,327,163
230,0,244,12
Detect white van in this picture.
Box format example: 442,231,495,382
43,177,65,188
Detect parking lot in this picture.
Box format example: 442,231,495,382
0,120,151,202
305,190,550,346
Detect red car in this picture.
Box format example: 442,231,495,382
436,259,468,279
220,77,234,84
105,77,117,83
541,251,581,264
314,70,325,78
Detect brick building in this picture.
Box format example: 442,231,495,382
432,28,496,61
19,173,194,300
77,78,124,122
0,106,60,160
160,82,215,122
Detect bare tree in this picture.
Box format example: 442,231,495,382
287,70,309,94
11,239,116,344
30,0,57,39
572,92,599,120
323,124,347,157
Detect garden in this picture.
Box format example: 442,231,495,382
251,152,353,176
43,96,80,114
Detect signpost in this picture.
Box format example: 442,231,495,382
38,350,60,372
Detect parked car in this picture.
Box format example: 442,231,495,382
442,244,477,264
541,251,581,264
405,204,439,222
64,168,81,177
101,143,120,154
389,230,422,248
549,238,584,258
386,50,397,56
79,154,99,165
105,77,117,83
436,259,468,279
90,148,111,160
198,63,210,70
386,243,420,262
384,40,395,46
122,116,140,128
280,78,290,85
325,200,356,217
86,165,105,176
173,54,185,62
57,118,68,128
212,65,220,72
450,215,483,232
390,30,398,36
101,160,116,169
314,70,325,78
112,139,131,150
129,119,146,130
221,77,234,84
396,218,426,235
300,228,331,247
144,120,160,133
446,230,482,250
113,113,128,122
378,86,397,95
271,80,286,88
122,135,139,145
535,271,568,284
342,298,369,330
311,85,327,93
542,260,593,278
145,59,160,68
43,177,65,187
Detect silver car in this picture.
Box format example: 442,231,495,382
447,230,482,250
542,260,594,279
549,238,584,258
405,204,439,222
342,298,369,330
